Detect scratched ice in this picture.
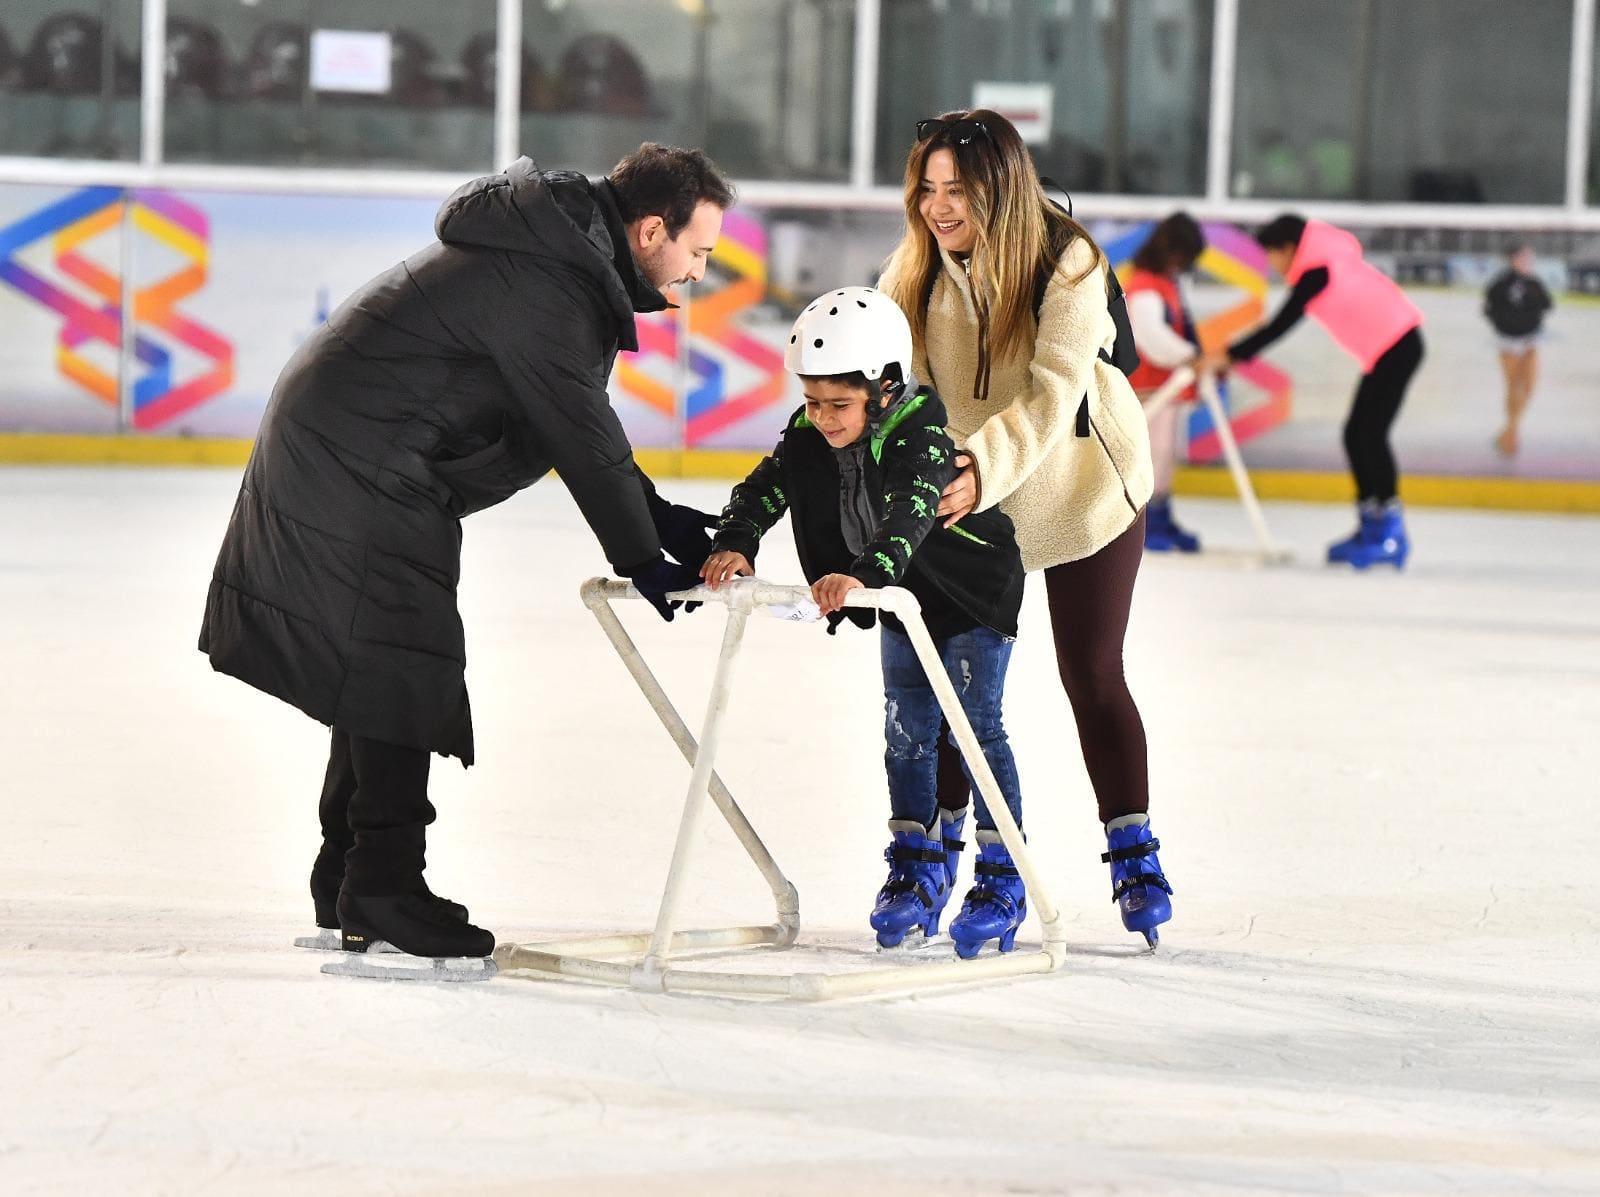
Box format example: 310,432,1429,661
2,467,1597,1194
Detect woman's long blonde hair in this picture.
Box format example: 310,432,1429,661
883,108,1107,369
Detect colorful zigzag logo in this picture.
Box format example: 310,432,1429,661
615,207,785,447
0,187,234,429
617,211,1294,459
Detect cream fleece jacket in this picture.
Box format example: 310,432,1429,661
887,240,1154,571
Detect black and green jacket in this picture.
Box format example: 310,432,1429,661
713,387,1024,641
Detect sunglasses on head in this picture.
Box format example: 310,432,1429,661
915,117,989,145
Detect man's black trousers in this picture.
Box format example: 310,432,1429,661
311,729,435,895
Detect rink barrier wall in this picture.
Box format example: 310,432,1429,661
1168,466,1600,514
3,433,1598,514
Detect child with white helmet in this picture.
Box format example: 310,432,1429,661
701,287,1030,958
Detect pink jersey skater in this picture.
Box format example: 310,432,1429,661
1288,221,1422,372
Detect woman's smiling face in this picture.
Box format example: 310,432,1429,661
919,149,976,255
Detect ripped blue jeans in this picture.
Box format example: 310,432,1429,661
880,623,1023,832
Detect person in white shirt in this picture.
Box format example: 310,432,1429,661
1122,213,1206,552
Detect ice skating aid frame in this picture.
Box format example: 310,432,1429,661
494,576,1068,1001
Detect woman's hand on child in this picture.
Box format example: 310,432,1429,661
700,550,752,590
938,453,980,527
811,573,864,616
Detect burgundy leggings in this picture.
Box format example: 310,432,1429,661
937,508,1150,825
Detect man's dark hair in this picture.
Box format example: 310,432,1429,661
1255,214,1307,251
1132,212,1206,274
608,143,736,238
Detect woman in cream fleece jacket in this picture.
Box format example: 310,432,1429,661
880,109,1171,946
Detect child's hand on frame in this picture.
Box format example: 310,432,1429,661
700,550,753,590
811,573,863,616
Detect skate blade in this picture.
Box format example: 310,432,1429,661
320,946,497,983
874,928,941,954
293,929,402,953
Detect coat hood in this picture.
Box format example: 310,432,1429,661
433,157,671,338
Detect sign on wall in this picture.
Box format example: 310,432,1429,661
309,30,394,95
972,82,1055,145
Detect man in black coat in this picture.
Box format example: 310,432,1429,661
198,144,734,965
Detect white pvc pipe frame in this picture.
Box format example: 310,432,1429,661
494,577,1068,1001
1142,366,1287,561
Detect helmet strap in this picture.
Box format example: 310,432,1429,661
868,369,916,426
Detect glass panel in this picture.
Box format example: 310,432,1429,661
1591,6,1600,205
518,0,854,180
1233,0,1569,203
875,0,1214,194
0,1,143,160
162,0,495,171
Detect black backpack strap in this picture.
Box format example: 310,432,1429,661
1037,180,1139,439
1104,269,1141,375
1036,183,1103,439
1038,175,1074,219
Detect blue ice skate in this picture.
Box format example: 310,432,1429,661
1326,504,1374,564
869,821,953,948
1345,502,1408,570
1103,818,1172,948
938,806,968,891
949,832,1027,959
1144,498,1201,553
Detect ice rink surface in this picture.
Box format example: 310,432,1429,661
3,467,1599,1196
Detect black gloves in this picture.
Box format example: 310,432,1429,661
623,556,704,623
629,471,718,620
825,609,878,636
638,467,720,570
653,501,720,571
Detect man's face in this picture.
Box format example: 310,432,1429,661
634,201,724,290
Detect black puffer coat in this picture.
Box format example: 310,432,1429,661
199,158,667,765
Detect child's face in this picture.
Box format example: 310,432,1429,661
1264,245,1295,277
804,380,874,447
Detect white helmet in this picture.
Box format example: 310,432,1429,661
784,286,913,388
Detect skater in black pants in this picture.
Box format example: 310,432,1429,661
200,145,735,972
1339,330,1424,506
1205,214,1425,569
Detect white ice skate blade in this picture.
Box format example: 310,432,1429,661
874,929,943,954
292,929,403,953
320,946,497,983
